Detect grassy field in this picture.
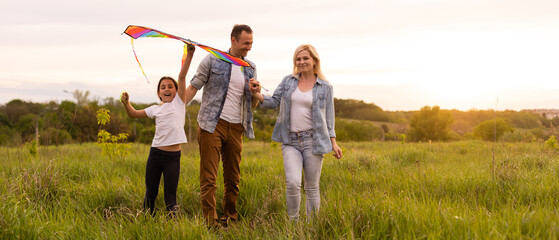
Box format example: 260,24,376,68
1,140,559,239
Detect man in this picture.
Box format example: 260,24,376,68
183,24,258,227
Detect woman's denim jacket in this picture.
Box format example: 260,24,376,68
190,53,256,139
261,74,336,154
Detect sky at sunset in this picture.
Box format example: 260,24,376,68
1,0,558,111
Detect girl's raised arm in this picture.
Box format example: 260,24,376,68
178,44,196,104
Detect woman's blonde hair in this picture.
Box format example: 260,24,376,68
292,44,326,81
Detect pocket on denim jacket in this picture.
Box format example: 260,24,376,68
209,67,228,89
210,66,227,76
318,93,326,109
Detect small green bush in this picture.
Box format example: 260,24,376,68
96,108,131,160
545,135,558,149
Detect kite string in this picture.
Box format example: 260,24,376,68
130,38,149,83
239,66,268,92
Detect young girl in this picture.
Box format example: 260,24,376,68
121,44,195,215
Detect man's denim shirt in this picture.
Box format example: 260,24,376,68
190,53,256,139
261,74,336,154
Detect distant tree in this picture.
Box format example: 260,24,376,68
0,112,11,127
3,99,43,124
187,104,201,140
73,105,98,142
15,113,38,141
334,98,390,122
40,127,72,145
66,89,91,107
381,124,389,133
530,128,547,141
0,125,18,145
408,106,453,141
252,107,277,142
57,100,78,138
473,118,514,141
335,118,384,142
500,110,542,129
552,117,559,128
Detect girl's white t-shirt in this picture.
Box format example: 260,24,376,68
290,87,313,132
144,94,187,147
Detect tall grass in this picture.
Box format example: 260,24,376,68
1,141,559,239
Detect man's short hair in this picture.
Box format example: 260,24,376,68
231,24,253,40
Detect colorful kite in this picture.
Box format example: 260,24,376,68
123,25,252,82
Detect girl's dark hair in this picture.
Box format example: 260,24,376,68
157,76,178,101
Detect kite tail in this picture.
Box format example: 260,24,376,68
181,44,188,67
130,38,149,83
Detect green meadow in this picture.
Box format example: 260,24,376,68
2,141,559,239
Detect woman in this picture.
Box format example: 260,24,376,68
250,44,342,220
121,44,195,215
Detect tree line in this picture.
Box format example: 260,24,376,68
1,90,558,146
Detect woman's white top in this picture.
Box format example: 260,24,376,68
144,94,187,147
289,87,313,132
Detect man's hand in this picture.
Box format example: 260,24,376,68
249,78,261,95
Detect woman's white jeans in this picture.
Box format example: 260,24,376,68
282,131,324,220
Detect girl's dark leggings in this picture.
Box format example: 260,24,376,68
144,147,181,215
